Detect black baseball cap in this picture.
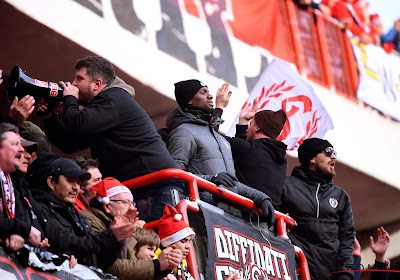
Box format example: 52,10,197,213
48,158,91,181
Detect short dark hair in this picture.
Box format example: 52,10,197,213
75,156,99,186
0,123,19,147
134,228,160,250
75,156,99,171
23,133,51,157
75,56,115,84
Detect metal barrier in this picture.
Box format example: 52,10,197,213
282,0,358,98
123,168,310,280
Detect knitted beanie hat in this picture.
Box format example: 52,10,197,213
298,138,333,166
90,177,132,204
174,79,207,108
158,205,195,247
254,109,287,139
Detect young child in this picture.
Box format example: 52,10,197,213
158,205,196,280
134,226,178,280
133,227,160,261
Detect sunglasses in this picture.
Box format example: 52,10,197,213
324,147,337,157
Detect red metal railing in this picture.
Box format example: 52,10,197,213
123,168,310,280
282,0,358,98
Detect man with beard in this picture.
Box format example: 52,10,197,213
37,56,185,222
280,138,355,280
226,99,288,209
165,80,275,227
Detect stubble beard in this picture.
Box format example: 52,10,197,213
315,162,336,181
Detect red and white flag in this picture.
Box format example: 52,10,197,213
227,58,334,150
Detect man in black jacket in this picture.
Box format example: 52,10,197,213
227,100,288,209
38,56,185,222
33,158,136,267
0,123,46,251
280,138,355,280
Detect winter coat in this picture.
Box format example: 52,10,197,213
43,77,179,182
166,107,272,215
280,166,355,280
32,190,119,267
0,171,45,241
81,202,158,280
227,124,287,208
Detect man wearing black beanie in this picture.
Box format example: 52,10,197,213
165,80,275,228
280,138,355,280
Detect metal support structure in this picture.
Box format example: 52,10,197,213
124,168,310,279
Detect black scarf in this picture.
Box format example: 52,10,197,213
185,106,213,122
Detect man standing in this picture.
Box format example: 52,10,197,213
227,100,288,209
81,177,182,279
280,138,355,280
32,158,136,267
166,80,274,226
39,56,184,221
0,123,45,250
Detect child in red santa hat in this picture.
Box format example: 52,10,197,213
157,205,196,280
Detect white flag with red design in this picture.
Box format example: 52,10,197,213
227,58,334,150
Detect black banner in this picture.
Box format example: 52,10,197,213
202,207,296,280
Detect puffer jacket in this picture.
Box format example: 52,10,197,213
166,107,272,215
81,201,160,280
280,166,355,280
166,106,231,180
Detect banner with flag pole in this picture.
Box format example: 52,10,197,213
226,58,334,150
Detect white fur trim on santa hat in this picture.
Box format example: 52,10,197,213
97,196,110,204
174,214,182,221
106,185,133,199
160,227,195,247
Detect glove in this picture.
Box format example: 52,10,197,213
210,172,236,188
259,199,275,228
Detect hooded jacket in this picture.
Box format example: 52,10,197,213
227,124,287,209
280,166,355,280
43,77,179,182
166,107,272,215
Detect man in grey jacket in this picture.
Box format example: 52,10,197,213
165,80,275,227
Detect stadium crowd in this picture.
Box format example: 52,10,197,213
0,55,397,280
295,0,400,53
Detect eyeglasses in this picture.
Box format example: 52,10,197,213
324,148,337,158
109,199,136,207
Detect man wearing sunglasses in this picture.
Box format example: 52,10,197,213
280,138,355,280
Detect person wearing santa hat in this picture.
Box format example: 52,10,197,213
81,177,183,280
157,205,196,280
32,158,136,267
